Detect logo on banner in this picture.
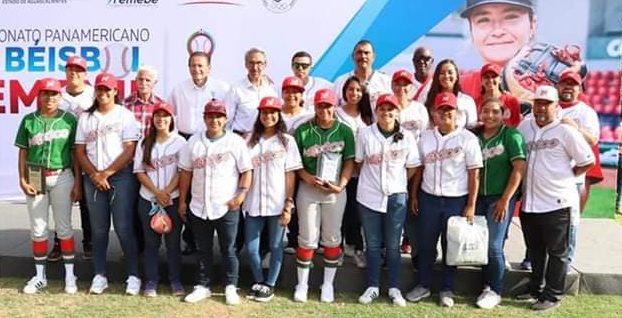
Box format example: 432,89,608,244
1,0,71,5
179,0,240,5
187,30,215,56
262,0,296,13
107,0,159,6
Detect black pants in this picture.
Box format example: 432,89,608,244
179,131,197,250
341,178,364,251
520,208,570,302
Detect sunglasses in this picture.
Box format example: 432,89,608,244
292,62,311,70
413,56,433,63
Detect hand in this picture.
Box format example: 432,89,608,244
19,179,37,196
70,181,83,202
463,204,475,222
178,202,188,222
306,175,324,188
493,198,509,223
90,172,110,191
155,190,172,207
560,117,578,129
316,178,342,194
410,196,419,216
227,193,246,210
280,210,292,226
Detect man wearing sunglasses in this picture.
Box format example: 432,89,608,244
410,47,435,104
289,51,332,110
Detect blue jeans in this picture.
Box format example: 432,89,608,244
137,197,183,284
416,191,467,292
359,193,407,289
476,195,516,294
83,165,139,277
189,210,240,287
244,215,285,287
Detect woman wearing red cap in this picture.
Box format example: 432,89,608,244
476,63,522,127
424,59,478,129
133,102,186,297
243,96,302,302
75,73,142,295
407,92,483,308
356,93,421,307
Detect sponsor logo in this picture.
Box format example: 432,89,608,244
262,0,296,13
1,0,69,5
107,0,159,6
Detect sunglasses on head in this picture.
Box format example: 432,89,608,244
292,62,311,70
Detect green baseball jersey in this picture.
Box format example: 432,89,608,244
294,119,355,175
478,125,526,196
14,110,77,169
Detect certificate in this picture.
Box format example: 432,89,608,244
27,164,45,194
317,152,342,184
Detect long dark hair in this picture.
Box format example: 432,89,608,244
342,76,373,125
472,97,504,136
425,59,462,113
248,110,289,149
141,111,176,168
86,89,122,115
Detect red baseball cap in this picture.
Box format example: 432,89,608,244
258,96,283,111
392,69,414,84
559,70,582,85
203,99,227,116
282,76,305,92
38,78,62,94
480,63,501,77
152,102,174,117
65,56,87,72
95,73,118,90
376,93,399,109
314,88,337,106
433,92,458,109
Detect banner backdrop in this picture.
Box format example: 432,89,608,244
0,0,619,200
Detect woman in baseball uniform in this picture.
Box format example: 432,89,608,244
178,100,253,305
293,88,355,303
133,102,186,297
475,63,522,127
424,59,478,129
75,73,142,296
474,97,526,309
406,92,483,307
282,76,314,135
244,96,303,302
356,94,421,307
15,78,80,294
336,76,372,268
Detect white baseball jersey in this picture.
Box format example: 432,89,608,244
59,85,95,118
178,131,252,220
333,70,391,105
419,127,483,197
410,76,432,104
456,92,478,129
283,109,313,135
243,134,303,217
133,134,186,201
559,101,600,186
335,106,368,136
399,100,429,140
518,118,594,213
75,105,141,171
169,77,230,135
225,77,278,133
355,125,421,212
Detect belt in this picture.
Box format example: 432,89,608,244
179,131,192,140
44,168,67,177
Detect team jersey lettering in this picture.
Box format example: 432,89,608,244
365,148,408,165
84,123,123,143
192,152,231,169
424,146,463,163
251,148,286,168
303,141,345,157
401,120,421,131
145,154,178,172
29,129,71,146
482,144,505,161
527,138,560,151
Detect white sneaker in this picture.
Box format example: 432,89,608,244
261,253,271,270
293,284,308,303
353,250,367,269
388,288,406,307
320,284,334,303
225,285,240,306
23,276,47,294
65,275,78,294
439,291,455,308
125,275,141,296
343,244,356,257
89,275,108,294
405,285,430,302
358,287,379,304
184,285,211,303
476,289,501,309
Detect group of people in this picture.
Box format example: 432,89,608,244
15,2,601,311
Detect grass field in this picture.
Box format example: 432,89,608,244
583,187,616,219
1,278,622,318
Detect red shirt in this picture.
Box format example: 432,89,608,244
475,92,522,128
124,92,165,138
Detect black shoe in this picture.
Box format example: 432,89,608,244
48,244,62,262
254,284,274,302
83,244,93,260
182,246,197,256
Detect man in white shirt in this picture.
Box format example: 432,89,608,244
333,40,391,105
410,47,434,104
288,51,332,110
516,85,594,311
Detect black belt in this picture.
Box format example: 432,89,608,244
179,131,192,140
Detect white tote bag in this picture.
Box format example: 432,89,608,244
446,216,489,266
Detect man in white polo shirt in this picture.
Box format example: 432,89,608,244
516,85,594,311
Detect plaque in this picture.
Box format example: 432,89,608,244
316,152,342,184
27,164,45,194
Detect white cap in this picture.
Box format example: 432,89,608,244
533,85,558,102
